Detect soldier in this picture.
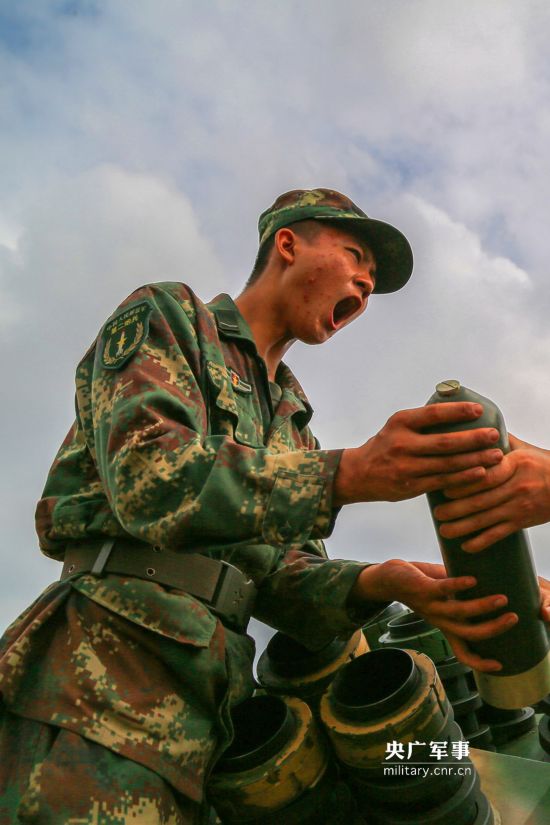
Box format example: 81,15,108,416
0,189,535,823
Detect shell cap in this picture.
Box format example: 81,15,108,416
258,188,413,294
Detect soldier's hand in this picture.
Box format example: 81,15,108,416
434,434,550,552
350,559,517,672
334,402,503,506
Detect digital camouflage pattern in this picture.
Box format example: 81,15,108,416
257,188,367,246
0,282,376,822
0,708,201,823
258,188,414,294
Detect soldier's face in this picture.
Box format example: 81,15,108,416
281,225,376,345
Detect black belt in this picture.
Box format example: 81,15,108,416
60,538,257,631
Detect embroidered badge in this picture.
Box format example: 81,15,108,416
101,301,152,370
229,367,252,394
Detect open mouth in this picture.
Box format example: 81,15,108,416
332,295,362,328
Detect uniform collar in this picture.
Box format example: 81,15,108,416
275,362,313,415
208,293,314,417
208,293,256,345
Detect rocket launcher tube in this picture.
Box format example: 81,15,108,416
256,629,368,713
319,647,454,772
425,380,550,709
208,694,338,823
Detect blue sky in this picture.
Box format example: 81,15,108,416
2,0,550,642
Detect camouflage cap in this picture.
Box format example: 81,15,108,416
258,188,413,294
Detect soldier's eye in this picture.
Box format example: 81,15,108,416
346,247,362,262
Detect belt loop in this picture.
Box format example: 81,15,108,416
91,538,116,576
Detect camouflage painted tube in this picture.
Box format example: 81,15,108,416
319,647,454,774
208,694,356,824
256,629,368,713
360,767,495,825
319,649,497,824
425,380,550,709
379,612,493,750
348,719,463,808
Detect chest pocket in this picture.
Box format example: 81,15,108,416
205,360,262,447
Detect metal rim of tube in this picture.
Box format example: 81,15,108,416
385,611,433,638
319,648,452,771
379,612,454,664
209,695,329,820
256,629,368,694
263,634,349,678
217,694,296,772
361,602,410,649
329,648,420,722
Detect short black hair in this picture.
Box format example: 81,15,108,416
246,234,276,287
244,220,326,288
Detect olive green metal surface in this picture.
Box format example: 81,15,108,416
472,748,550,824
425,381,550,708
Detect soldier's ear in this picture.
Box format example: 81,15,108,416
274,228,297,265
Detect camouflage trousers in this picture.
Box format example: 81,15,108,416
0,582,256,824
0,708,202,823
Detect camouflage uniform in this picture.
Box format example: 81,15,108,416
0,283,378,824
0,189,414,823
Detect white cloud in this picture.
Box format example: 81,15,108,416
383,1,529,107
2,164,225,340
290,191,550,577
408,195,531,288
4,1,550,634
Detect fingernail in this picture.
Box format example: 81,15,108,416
473,404,483,415
506,614,518,625
488,430,500,442
494,597,507,608
489,449,502,460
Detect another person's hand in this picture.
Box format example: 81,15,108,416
434,434,550,552
539,576,550,623
350,559,517,672
334,402,503,506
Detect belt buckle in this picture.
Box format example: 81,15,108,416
211,561,256,630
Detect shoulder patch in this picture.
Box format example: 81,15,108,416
101,300,152,370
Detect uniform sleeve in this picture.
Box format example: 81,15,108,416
91,285,342,551
253,550,387,648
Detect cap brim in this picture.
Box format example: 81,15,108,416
314,215,413,294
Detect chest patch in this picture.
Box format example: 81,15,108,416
229,367,252,394
101,301,152,370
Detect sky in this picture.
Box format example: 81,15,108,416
2,0,550,650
